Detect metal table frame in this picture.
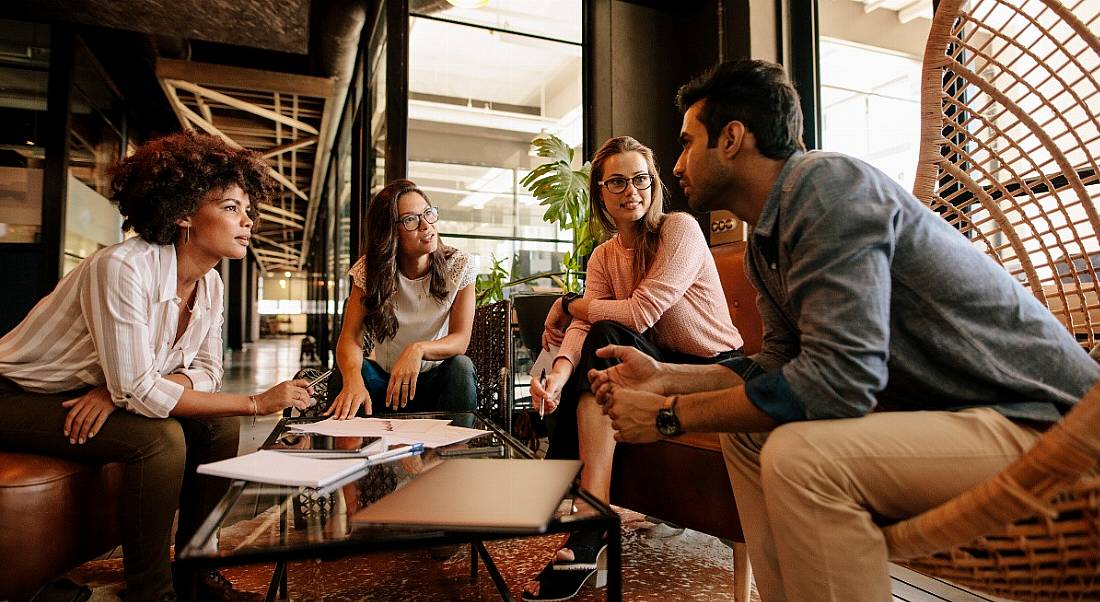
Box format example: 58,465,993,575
178,412,621,601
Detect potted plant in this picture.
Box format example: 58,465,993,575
520,133,594,293
474,133,594,307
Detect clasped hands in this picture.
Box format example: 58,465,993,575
587,345,670,443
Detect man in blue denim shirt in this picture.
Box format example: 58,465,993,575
589,60,1100,601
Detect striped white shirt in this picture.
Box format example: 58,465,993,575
0,237,224,417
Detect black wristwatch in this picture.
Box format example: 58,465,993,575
656,395,683,437
561,292,581,317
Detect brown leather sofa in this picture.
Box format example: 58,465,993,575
609,240,761,601
0,453,123,600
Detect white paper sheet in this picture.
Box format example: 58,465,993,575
387,424,491,448
529,345,560,379
287,417,451,437
288,416,489,448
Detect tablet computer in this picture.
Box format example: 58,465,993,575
264,431,387,458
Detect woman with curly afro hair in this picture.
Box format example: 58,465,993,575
0,131,314,601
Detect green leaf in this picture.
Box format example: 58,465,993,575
521,133,597,295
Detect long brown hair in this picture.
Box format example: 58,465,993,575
589,136,667,289
359,179,455,345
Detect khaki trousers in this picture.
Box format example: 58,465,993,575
0,379,238,600
721,408,1042,602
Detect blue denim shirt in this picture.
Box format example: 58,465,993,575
721,151,1100,424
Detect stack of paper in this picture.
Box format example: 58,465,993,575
288,417,489,448
197,451,368,488
197,443,427,489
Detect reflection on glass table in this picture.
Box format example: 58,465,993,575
178,411,621,601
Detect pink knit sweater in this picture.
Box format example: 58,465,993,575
557,212,743,368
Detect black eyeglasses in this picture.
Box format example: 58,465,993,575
394,206,439,231
598,174,654,194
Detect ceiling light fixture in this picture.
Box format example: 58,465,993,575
446,0,489,8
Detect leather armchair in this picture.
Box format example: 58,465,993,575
0,452,123,599
609,241,760,602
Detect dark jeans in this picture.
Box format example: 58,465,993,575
546,320,742,460
328,355,477,414
0,377,238,600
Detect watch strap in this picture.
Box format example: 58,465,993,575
561,292,580,317
658,395,682,437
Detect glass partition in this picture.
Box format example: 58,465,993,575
413,0,581,44
367,6,388,198
64,38,125,273
406,5,582,283
820,39,922,189
0,21,49,244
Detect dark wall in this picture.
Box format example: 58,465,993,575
0,245,43,335
227,256,246,350
585,0,750,221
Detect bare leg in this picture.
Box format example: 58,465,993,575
553,391,615,564
576,391,616,502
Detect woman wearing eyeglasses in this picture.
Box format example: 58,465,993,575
326,179,477,418
523,136,743,601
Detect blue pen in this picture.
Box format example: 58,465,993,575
367,443,425,465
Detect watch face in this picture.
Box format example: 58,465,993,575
656,408,680,436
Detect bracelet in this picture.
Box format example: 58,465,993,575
249,395,259,426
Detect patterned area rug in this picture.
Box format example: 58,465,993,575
68,508,759,601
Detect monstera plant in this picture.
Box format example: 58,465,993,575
519,133,594,293
475,133,594,306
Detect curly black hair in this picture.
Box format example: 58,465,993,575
108,131,277,244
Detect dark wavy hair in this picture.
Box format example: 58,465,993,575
676,59,805,160
359,179,456,345
589,136,667,289
108,131,276,244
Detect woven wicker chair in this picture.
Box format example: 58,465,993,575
466,298,514,431
883,0,1100,599
290,299,513,428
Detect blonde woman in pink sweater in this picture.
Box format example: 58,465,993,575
522,136,743,601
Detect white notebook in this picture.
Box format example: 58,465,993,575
197,450,368,488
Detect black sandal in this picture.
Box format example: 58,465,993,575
521,561,606,602
552,529,606,571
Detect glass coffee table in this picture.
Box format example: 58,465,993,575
177,411,621,601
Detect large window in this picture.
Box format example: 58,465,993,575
820,39,921,188
0,20,49,245
64,39,126,274
406,2,582,282
817,0,930,190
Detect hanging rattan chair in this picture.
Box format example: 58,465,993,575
883,0,1100,599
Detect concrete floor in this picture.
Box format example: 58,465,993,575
222,334,317,454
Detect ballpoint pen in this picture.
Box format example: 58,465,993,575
307,369,333,389
301,369,332,407
539,369,547,418
367,443,425,465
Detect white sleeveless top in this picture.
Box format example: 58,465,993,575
348,251,476,372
